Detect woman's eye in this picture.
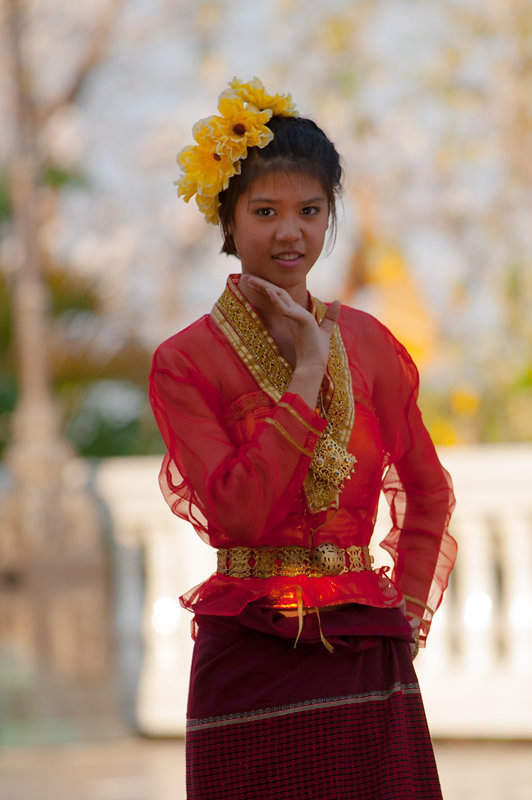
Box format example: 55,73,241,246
301,206,320,216
255,207,275,217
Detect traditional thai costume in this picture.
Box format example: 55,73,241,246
149,274,456,800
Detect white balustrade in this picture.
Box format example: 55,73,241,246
94,445,532,738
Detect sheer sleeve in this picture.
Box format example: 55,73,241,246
149,335,327,547
370,321,457,645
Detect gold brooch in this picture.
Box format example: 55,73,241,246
309,432,356,490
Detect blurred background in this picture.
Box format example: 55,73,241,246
1,1,531,798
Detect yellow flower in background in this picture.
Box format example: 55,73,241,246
362,240,437,367
225,76,298,117
429,418,460,446
176,76,298,224
451,386,480,416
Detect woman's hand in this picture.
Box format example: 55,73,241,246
398,598,421,660
241,275,340,409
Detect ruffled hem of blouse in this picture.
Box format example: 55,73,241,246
180,569,402,617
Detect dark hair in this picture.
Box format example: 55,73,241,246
218,115,343,256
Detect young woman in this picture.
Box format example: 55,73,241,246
149,77,457,800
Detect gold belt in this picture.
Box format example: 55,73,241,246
216,543,374,579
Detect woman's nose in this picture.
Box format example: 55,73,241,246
275,215,301,241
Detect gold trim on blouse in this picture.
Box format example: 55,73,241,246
211,276,356,513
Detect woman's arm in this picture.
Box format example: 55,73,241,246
240,275,340,409
150,277,342,544
370,319,457,644
150,346,327,543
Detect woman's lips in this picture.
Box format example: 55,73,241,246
273,252,303,263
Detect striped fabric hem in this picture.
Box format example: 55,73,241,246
187,681,421,732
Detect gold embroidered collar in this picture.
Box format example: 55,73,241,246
212,275,356,512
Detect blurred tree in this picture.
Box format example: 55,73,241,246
293,0,532,444
0,0,162,460
0,256,162,460
3,0,530,454
0,0,131,744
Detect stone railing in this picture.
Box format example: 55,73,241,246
94,445,532,738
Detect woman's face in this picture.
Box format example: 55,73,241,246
229,170,330,302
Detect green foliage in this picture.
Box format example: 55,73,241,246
0,268,163,459
421,372,532,446
0,168,10,223
46,268,100,316
62,379,163,458
0,378,17,457
0,273,13,357
70,413,163,457
0,271,15,456
40,164,87,191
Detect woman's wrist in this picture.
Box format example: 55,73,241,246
288,365,326,410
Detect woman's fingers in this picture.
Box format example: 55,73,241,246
241,274,281,298
398,598,421,659
320,299,341,331
241,275,310,321
241,276,341,328
241,276,343,372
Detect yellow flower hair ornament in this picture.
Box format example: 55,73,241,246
176,77,299,224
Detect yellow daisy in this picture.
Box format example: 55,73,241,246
176,77,299,223
196,193,221,225
217,95,274,148
176,173,197,203
193,113,248,163
177,142,237,197
225,76,298,117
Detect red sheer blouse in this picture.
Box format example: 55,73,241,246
149,275,456,644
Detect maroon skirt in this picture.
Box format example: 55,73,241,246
186,603,443,800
